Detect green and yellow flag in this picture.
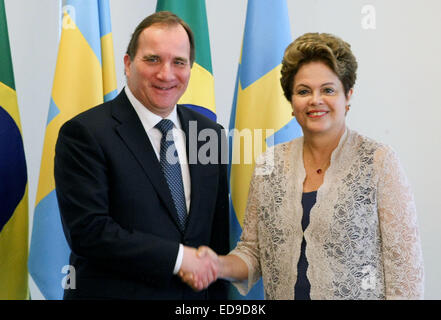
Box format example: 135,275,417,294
0,0,29,300
156,0,216,120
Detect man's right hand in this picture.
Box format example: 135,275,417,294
178,246,219,291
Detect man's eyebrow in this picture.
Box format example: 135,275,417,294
142,54,159,59
174,56,189,62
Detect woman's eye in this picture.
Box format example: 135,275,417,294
297,89,309,95
323,87,335,94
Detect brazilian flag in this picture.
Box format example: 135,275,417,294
156,0,216,121
0,0,29,300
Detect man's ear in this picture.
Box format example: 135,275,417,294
123,54,131,77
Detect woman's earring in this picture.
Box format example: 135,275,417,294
345,104,351,115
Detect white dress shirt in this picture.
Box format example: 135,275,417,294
125,86,188,274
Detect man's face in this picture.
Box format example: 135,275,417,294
124,23,191,117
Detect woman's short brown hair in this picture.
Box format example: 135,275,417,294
280,33,357,102
126,11,195,66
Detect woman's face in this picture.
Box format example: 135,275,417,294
291,61,352,138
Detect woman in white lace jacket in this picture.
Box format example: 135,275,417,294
182,33,424,299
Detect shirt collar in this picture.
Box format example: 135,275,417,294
124,86,181,131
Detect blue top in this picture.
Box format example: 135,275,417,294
294,191,317,300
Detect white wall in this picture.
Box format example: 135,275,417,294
4,0,440,299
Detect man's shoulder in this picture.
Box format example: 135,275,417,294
59,94,127,140
73,102,111,122
67,91,126,125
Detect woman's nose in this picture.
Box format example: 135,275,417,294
310,90,323,105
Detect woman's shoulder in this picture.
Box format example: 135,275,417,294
258,136,303,161
348,128,393,151
252,137,303,177
347,128,399,164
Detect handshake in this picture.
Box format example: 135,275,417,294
178,246,223,291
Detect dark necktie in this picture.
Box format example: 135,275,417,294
155,119,187,232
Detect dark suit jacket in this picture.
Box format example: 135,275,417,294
54,90,230,300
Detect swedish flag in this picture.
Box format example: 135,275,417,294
28,0,117,300
156,0,216,120
0,0,29,300
228,0,302,299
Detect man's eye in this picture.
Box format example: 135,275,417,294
145,56,159,63
174,60,187,66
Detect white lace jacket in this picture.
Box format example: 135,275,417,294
230,128,424,300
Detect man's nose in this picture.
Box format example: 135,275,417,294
157,63,174,81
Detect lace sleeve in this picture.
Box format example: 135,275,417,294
376,147,424,299
229,155,268,296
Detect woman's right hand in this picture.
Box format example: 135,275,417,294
178,246,220,291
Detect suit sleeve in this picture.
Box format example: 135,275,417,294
54,119,179,287
207,124,231,299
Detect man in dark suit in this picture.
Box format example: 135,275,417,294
54,11,229,300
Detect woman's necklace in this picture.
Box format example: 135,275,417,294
304,149,331,175
315,160,330,174
303,132,342,175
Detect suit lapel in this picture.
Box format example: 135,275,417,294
111,91,183,232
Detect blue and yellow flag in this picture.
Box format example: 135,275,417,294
156,0,216,121
228,0,302,299
28,0,117,300
0,0,29,300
